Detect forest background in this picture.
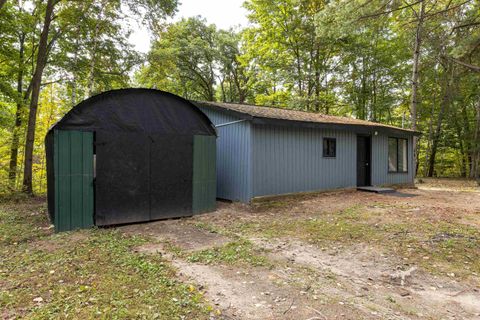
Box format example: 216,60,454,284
0,0,479,195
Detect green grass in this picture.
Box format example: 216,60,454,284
231,206,379,244
0,198,211,319
186,240,271,267
0,197,51,245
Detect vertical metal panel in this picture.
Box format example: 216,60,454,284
70,131,83,228
252,125,357,197
371,133,414,185
197,106,253,202
82,134,94,227
54,130,94,232
192,135,217,213
197,106,415,202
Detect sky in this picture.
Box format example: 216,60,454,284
129,0,250,53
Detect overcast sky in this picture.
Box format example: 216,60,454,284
129,0,250,53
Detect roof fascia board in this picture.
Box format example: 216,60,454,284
253,117,419,136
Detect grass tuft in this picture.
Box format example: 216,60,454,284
186,240,271,267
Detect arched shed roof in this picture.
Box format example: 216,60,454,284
49,89,216,136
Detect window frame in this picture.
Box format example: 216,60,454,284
388,137,408,173
323,137,336,158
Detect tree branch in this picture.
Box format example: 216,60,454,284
449,57,480,72
359,0,423,20
453,21,480,30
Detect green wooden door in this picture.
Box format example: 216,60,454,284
192,135,216,213
54,130,94,232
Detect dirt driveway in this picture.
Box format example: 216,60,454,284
121,179,480,320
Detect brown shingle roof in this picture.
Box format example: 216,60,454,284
196,101,418,135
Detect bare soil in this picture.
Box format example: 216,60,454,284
121,181,480,320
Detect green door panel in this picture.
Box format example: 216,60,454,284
192,135,216,213
54,130,94,232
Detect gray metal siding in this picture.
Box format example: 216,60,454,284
197,105,414,202
252,125,357,197
197,106,253,202
371,134,414,185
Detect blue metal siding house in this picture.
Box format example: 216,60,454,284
195,101,418,203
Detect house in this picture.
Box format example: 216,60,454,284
194,101,419,203
46,89,217,232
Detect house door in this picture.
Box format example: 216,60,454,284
356,136,371,187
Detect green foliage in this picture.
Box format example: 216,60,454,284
137,17,218,101
0,0,178,194
1,0,480,194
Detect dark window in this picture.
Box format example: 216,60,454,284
323,138,336,158
388,137,408,173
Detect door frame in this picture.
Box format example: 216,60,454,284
356,134,372,187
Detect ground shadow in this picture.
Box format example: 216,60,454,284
384,191,418,198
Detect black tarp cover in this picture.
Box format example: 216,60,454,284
51,89,216,134
46,88,216,226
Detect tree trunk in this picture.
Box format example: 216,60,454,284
9,32,26,188
473,97,480,183
360,57,367,120
22,0,55,194
220,79,226,102
427,63,452,177
87,4,104,97
453,115,467,177
410,0,425,176
460,99,471,177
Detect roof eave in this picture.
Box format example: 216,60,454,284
192,101,254,121
251,117,420,136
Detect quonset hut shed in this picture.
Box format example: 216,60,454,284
194,101,420,203
46,89,216,232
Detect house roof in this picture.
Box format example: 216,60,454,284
194,101,420,136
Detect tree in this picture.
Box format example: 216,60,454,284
0,0,177,194
22,0,56,194
216,29,252,103
243,0,335,110
138,17,219,101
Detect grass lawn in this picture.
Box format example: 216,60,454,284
0,197,212,320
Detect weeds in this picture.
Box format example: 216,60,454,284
186,240,271,267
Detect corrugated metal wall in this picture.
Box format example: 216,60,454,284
371,133,414,185
197,107,414,203
197,106,253,202
54,130,94,232
192,135,217,213
252,125,357,197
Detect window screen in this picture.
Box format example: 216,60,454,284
398,139,408,172
388,137,408,173
323,138,336,158
388,138,397,172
